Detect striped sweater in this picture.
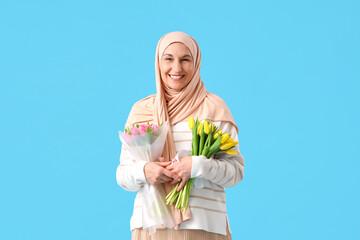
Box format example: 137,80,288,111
116,120,245,235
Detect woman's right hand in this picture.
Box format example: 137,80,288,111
144,159,181,185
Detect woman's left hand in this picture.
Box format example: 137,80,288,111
166,156,192,191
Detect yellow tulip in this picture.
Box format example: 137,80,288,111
225,149,238,155
225,137,233,144
220,133,230,144
188,117,195,130
211,123,214,132
213,129,222,139
204,121,209,134
220,141,238,150
198,122,203,135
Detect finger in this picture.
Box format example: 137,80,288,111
163,169,181,182
177,178,187,191
159,157,166,162
156,162,171,167
170,177,181,185
159,175,172,182
166,165,174,171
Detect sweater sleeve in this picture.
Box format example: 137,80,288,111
115,106,149,192
116,144,148,192
190,121,245,188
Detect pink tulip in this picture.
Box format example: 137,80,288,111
153,125,158,134
130,126,138,136
139,124,147,135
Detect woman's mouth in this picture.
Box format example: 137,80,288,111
169,74,185,80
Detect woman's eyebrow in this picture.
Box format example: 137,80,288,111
163,53,192,58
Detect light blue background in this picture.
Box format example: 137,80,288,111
1,0,359,239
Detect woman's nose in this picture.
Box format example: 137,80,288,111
172,61,182,72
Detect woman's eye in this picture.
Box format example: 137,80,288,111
183,59,189,61
165,58,172,60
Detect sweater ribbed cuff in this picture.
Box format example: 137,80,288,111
133,161,148,184
191,155,211,178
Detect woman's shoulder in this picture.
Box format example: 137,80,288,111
125,94,155,128
128,94,156,115
206,91,226,103
132,94,156,109
203,91,239,133
205,91,232,112
204,91,232,115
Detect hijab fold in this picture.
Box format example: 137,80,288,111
125,31,238,228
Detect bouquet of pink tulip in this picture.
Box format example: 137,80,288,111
123,123,160,143
119,121,175,235
165,117,239,213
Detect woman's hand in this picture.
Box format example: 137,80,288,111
144,158,181,185
166,156,192,191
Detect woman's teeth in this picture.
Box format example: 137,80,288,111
169,75,184,79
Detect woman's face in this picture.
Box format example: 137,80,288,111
160,42,194,92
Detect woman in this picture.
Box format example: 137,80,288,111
116,31,245,239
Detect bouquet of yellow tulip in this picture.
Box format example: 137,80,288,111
165,117,239,213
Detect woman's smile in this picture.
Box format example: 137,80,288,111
168,74,185,80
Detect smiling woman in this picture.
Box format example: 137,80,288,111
116,31,245,240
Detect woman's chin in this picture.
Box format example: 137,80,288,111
167,80,186,90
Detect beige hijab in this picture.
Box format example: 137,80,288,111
125,31,238,228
